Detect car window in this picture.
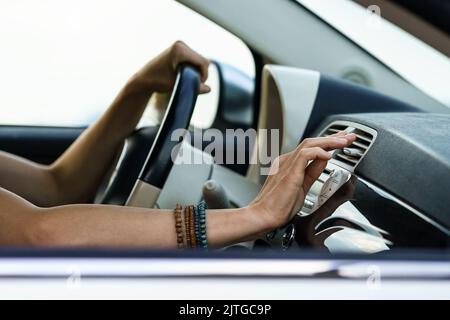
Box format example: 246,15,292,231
0,0,255,128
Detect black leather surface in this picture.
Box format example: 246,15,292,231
317,113,450,229
0,126,84,164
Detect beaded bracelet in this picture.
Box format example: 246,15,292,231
184,205,191,248
174,204,185,250
174,203,208,250
197,201,208,250
189,206,197,249
194,205,201,248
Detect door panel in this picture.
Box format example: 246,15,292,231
0,126,84,164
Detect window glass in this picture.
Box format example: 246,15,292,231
0,0,255,127
297,0,450,108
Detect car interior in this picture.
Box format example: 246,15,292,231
1,62,448,256
0,0,449,259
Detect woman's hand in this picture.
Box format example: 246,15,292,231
127,41,211,95
248,132,357,234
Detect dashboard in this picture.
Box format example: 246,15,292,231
105,65,450,256
265,114,450,254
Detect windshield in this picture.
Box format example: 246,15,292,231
297,0,450,108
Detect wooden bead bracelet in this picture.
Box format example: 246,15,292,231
174,203,208,250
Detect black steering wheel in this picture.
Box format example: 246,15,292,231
99,65,201,207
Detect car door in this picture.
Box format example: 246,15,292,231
0,126,84,165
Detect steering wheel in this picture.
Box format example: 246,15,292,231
99,65,201,207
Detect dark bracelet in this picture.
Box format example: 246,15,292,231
194,205,201,248
184,205,191,248
174,204,185,250
197,201,208,250
189,205,197,249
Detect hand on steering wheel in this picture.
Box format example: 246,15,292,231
100,42,210,207
128,41,211,95
102,64,202,207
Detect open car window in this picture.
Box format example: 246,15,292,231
0,0,254,128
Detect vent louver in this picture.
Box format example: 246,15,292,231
322,122,376,171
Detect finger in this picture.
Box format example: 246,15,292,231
187,52,209,83
268,151,295,176
330,131,347,137
291,159,328,215
172,41,210,82
302,159,328,193
200,59,210,83
181,50,209,82
181,56,209,82
279,147,331,198
271,148,331,217
299,134,356,151
300,135,356,149
199,84,211,94
264,137,335,194
292,147,332,177
262,134,354,196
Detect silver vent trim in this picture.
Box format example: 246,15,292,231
320,121,377,172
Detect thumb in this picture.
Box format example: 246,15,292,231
199,83,211,94
303,160,328,193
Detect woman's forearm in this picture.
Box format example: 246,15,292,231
33,41,211,206
26,205,266,249
0,42,211,207
0,84,152,207
48,85,153,205
0,132,356,249
1,186,268,248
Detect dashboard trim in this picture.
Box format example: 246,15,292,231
318,113,450,230
357,176,450,236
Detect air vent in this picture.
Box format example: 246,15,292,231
322,122,377,171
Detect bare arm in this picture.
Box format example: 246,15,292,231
0,187,260,249
0,42,210,207
0,88,151,207
0,134,356,249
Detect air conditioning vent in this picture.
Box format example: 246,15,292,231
322,122,377,171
